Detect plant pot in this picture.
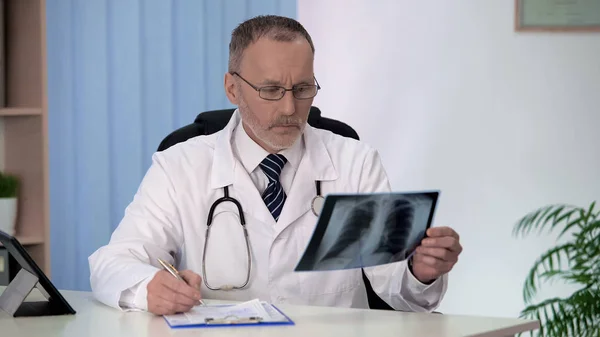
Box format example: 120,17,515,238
0,197,17,235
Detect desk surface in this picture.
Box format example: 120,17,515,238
0,288,539,337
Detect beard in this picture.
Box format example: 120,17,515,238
238,95,307,152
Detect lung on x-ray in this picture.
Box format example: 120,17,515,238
295,191,439,272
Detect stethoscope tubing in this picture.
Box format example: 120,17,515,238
202,181,324,290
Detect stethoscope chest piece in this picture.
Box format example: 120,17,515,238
311,195,324,216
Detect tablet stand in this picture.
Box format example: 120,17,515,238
0,268,70,317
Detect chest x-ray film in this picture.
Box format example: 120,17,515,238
294,191,439,272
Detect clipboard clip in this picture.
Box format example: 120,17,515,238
204,315,263,325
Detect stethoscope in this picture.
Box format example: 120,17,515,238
202,181,324,291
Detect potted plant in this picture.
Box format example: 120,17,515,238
0,171,19,235
512,201,599,337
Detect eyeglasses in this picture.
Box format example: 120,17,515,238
231,72,321,101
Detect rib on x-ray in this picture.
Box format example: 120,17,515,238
296,192,436,271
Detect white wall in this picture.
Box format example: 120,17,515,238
298,0,600,318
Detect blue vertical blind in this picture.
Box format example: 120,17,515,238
46,0,296,291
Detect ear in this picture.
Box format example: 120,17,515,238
224,72,240,105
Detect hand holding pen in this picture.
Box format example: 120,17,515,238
129,249,204,315
146,260,205,315
156,257,206,308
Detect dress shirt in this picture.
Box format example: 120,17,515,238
231,120,305,196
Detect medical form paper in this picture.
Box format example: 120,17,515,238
163,299,293,328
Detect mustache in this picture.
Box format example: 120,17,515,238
269,116,305,128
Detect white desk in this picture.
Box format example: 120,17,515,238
0,287,539,337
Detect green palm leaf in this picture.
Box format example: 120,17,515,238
578,219,600,243
519,287,600,337
522,243,575,303
514,201,599,337
513,204,583,239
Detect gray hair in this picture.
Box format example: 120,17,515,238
228,15,315,73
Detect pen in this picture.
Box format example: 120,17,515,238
157,258,184,281
157,257,205,306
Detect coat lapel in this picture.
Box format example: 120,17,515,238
274,125,338,236
210,110,274,225
210,112,340,234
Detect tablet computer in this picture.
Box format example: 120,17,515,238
0,230,76,317
295,190,439,272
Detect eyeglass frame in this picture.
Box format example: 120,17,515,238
231,71,321,101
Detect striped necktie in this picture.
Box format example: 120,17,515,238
259,154,287,221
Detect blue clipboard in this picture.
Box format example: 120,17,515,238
163,302,295,329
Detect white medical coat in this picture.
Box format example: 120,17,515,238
88,110,447,312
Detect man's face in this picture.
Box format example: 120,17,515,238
225,37,315,153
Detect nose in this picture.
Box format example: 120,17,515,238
279,90,296,116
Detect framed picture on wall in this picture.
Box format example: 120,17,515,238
515,0,600,32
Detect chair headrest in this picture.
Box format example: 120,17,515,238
157,105,358,152
194,106,323,124
192,106,358,140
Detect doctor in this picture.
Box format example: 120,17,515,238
89,15,462,316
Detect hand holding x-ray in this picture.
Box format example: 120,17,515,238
410,226,462,284
295,191,440,272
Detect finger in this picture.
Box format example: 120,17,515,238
160,272,202,302
413,252,444,268
421,237,462,252
427,226,459,240
148,293,193,315
179,270,202,290
147,271,197,314
412,253,452,273
148,293,190,315
154,282,199,307
416,246,457,262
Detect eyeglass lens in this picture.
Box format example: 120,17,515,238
259,85,318,100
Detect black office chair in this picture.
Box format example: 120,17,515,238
158,106,359,152
156,106,394,311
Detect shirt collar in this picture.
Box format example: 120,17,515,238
232,118,305,174
211,109,338,190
